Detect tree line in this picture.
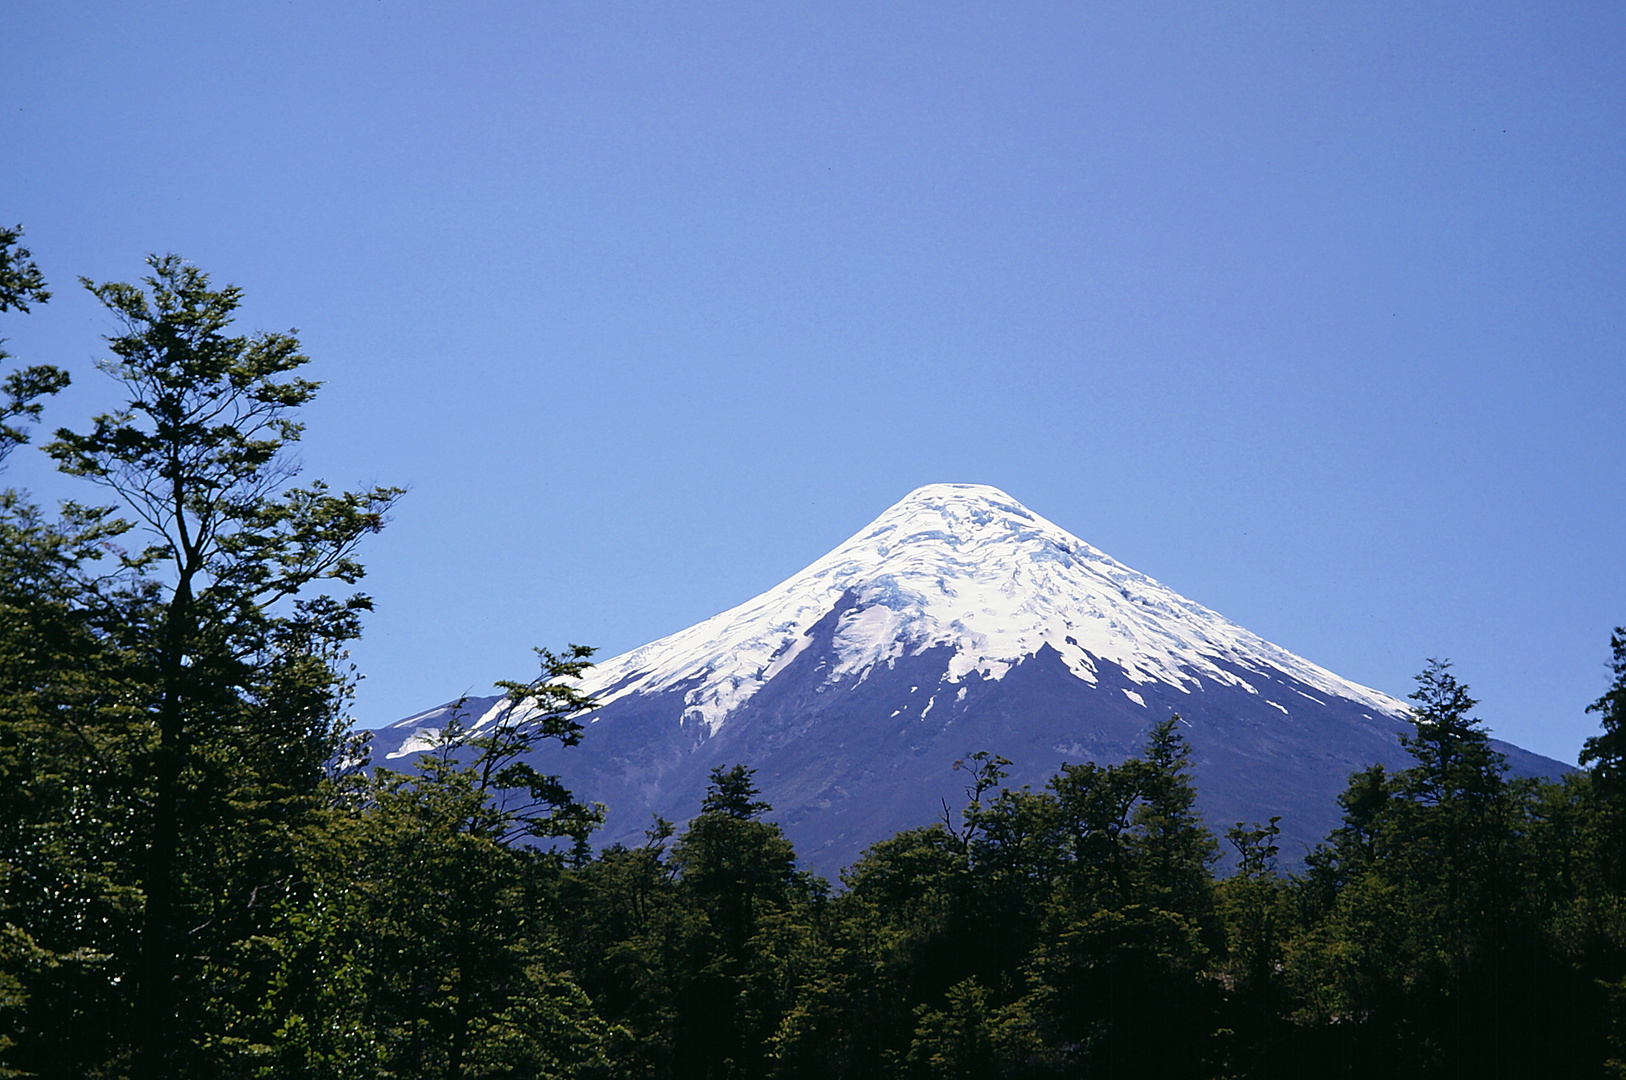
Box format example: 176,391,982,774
4,235,1626,1078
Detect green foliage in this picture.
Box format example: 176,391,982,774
807,720,1226,1079
700,764,774,820
1025,720,1221,1078
330,649,612,1079
1221,817,1287,995
0,250,400,1078
0,224,69,464
1583,629,1626,793
1282,659,1603,1078
664,766,815,1078
1218,818,1293,1077
0,366,71,463
904,978,1045,1080
0,494,141,1077
0,236,134,1076
11,233,1626,1078
1582,628,1626,886
1399,658,1505,805
0,226,50,314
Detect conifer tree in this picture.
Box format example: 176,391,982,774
1400,658,1505,805
1583,629,1626,790
1131,717,1221,925
668,765,807,1079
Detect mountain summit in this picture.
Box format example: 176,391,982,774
568,482,1403,733
372,483,1564,873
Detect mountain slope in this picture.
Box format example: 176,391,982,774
371,483,1567,874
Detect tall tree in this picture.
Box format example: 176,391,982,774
1399,658,1504,806
1218,817,1294,1078
36,255,400,1078
1130,717,1221,926
668,765,812,1080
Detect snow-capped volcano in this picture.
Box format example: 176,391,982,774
566,483,1401,735
374,484,1565,874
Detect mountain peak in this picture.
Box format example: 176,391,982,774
854,482,1056,556
551,484,1401,738
885,481,1027,512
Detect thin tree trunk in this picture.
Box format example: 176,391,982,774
131,577,192,1079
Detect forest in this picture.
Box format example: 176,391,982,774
5,233,1626,1079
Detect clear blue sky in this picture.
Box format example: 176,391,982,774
3,3,1621,764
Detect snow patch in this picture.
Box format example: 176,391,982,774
387,728,441,759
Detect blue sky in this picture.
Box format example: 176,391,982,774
3,3,1621,764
